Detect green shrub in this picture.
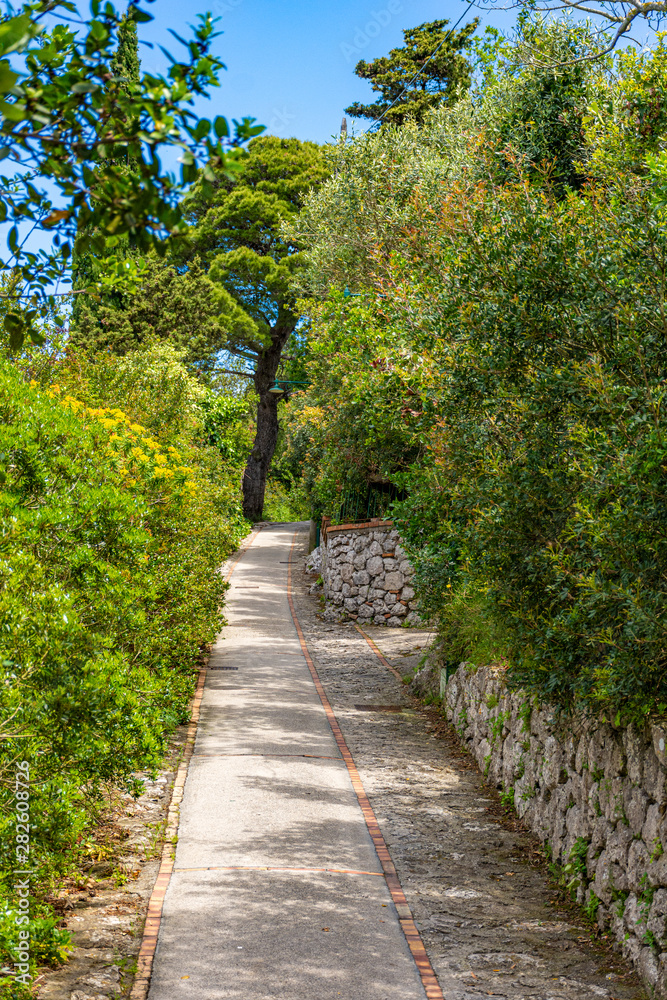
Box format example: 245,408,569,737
263,476,310,522
0,349,248,972
500,787,515,810
288,24,667,722
0,981,35,1000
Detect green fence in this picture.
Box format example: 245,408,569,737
333,484,403,525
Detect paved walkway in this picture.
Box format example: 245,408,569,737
147,524,646,1000
148,524,428,1000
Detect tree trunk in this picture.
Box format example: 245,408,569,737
242,324,293,521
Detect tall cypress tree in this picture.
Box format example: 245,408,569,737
111,10,140,87
70,8,141,331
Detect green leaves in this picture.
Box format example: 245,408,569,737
0,60,18,94
0,1,262,348
194,117,211,140
70,80,100,94
345,17,480,126
3,310,23,349
0,12,37,58
0,346,247,897
214,115,229,138
290,23,667,722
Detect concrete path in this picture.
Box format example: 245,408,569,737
147,524,427,1000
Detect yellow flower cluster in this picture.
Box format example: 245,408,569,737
42,387,200,500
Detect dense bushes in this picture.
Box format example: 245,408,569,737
0,343,249,974
388,173,667,720
286,24,667,723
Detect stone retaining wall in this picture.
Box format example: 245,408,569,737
436,660,667,996
321,521,420,625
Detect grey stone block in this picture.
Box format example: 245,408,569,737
541,735,563,790
591,815,613,851
624,893,641,933
651,887,667,916
623,724,644,785
599,777,626,824
384,571,404,591
644,748,666,805
643,802,662,851
366,555,384,577
606,823,633,865
627,838,651,891
625,785,650,836
652,724,667,768
648,853,667,888
575,733,589,773
565,804,590,840
639,946,660,989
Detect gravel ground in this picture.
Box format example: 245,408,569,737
290,530,647,1000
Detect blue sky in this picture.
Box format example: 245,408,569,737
6,2,520,284
138,0,519,145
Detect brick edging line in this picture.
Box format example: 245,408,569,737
321,516,394,545
287,528,445,1000
353,624,405,682
129,527,260,1000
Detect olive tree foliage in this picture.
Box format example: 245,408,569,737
286,21,667,719
291,19,598,297
0,0,261,348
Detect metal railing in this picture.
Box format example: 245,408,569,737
332,484,403,526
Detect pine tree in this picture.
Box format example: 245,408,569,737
183,136,329,521
345,19,479,126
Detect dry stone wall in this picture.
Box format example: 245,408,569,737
438,660,667,996
322,523,420,626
